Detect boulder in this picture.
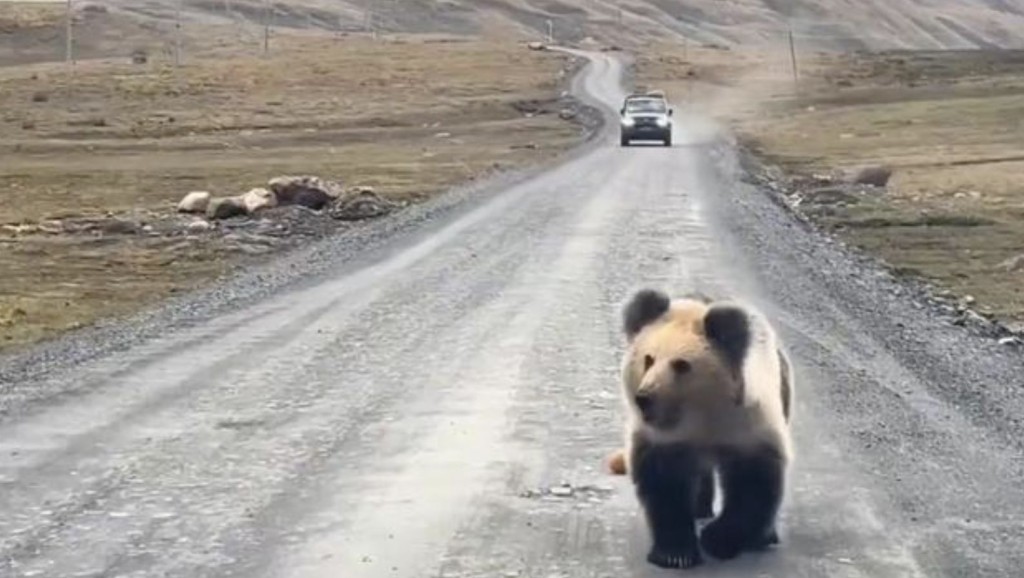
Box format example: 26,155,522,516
330,189,398,221
850,165,893,187
206,196,248,220
803,186,859,205
527,41,547,51
100,219,140,235
998,254,1024,272
292,188,332,210
186,219,213,233
268,175,343,204
241,187,277,214
178,191,212,214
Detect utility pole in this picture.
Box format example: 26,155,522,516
65,0,73,65
263,0,271,55
788,28,799,89
174,0,183,66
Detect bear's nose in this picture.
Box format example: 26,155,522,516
634,393,654,415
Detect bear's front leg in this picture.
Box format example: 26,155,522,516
700,448,785,560
631,441,704,569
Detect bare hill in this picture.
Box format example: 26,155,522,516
3,0,1024,66
114,0,1024,49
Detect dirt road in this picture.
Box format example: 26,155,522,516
3,51,1024,578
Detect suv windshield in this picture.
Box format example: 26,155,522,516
625,98,667,114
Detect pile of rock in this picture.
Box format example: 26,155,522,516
177,176,398,222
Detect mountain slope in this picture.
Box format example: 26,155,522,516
3,0,1023,67
112,0,1024,49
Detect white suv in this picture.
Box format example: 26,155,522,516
619,93,673,147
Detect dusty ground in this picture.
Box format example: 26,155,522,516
0,28,588,349
637,43,1024,328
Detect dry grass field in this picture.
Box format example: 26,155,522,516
639,43,1024,326
0,23,585,348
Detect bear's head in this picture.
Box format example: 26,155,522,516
620,289,753,433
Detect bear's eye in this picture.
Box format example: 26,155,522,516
643,355,655,371
671,359,691,374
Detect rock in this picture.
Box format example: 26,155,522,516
998,254,1024,272
2,224,39,235
803,187,858,205
178,191,212,214
549,484,574,497
953,310,988,328
224,242,272,256
527,41,547,51
268,175,343,204
206,197,248,220
999,336,1021,347
851,165,893,187
186,219,213,233
330,190,398,221
292,188,332,210
241,187,277,214
558,108,577,120
38,220,64,234
100,219,140,235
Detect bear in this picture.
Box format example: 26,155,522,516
614,288,794,569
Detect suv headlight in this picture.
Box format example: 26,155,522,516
656,116,670,127
621,117,635,127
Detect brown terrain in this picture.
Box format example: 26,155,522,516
0,3,591,349
638,42,1024,329
3,0,1024,346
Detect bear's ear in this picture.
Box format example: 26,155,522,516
703,303,751,403
622,289,671,340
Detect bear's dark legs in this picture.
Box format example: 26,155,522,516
699,448,785,560
631,440,704,569
695,471,715,519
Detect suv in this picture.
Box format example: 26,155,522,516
619,92,673,147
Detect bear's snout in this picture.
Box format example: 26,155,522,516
634,392,656,421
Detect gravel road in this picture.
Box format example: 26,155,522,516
3,50,1024,578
